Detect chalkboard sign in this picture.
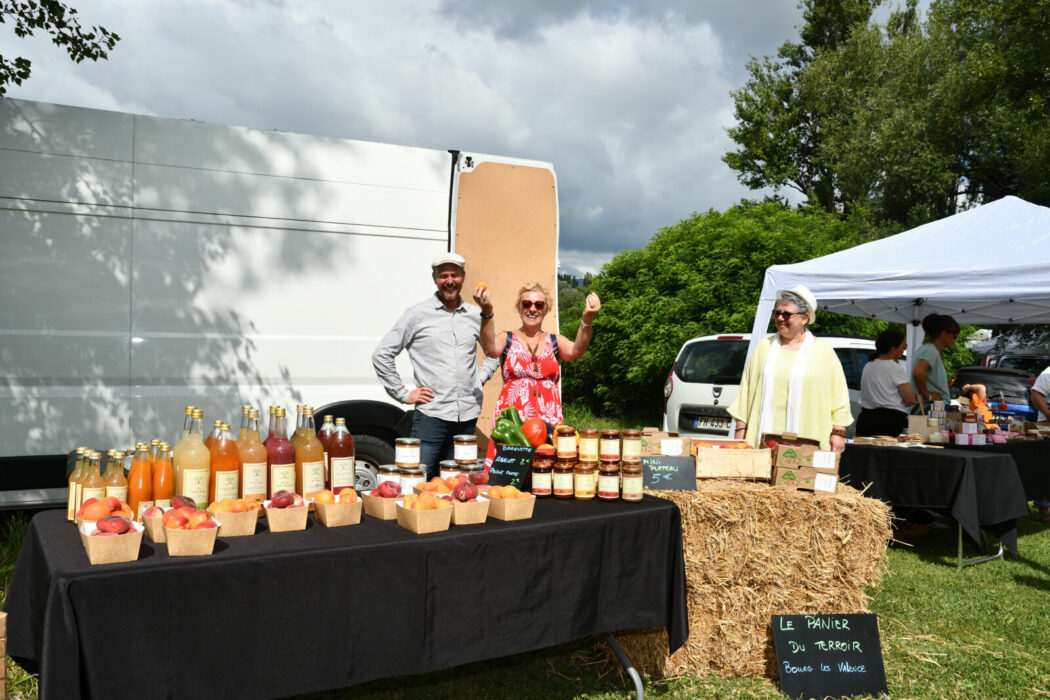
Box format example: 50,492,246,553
641,456,696,491
771,614,887,700
488,444,535,488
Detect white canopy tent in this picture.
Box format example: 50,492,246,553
746,196,1050,369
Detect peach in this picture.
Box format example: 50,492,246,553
192,519,218,530
79,499,111,521
97,515,131,534
187,510,213,529
230,499,247,513
142,506,164,519
102,496,122,512
337,488,358,504
164,514,189,530
314,490,335,505
172,494,196,510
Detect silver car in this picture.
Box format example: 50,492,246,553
662,333,877,437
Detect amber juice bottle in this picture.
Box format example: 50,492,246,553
295,407,326,500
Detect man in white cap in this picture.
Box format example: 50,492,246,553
372,252,498,477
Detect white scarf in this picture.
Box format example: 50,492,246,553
758,330,815,439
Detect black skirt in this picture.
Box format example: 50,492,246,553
855,407,908,437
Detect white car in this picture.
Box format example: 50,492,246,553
662,333,878,437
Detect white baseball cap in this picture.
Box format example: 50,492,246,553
431,252,466,269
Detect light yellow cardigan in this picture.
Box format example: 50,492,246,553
728,335,853,450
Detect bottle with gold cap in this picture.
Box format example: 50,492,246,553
290,404,306,450
295,407,325,500
127,442,153,521
209,422,241,503
80,451,107,511
267,407,295,497
67,446,87,521
153,441,174,508
328,417,356,493
264,404,277,446
205,419,223,449
239,408,268,502
104,449,129,503
175,408,211,508
318,414,336,484
149,438,161,470
236,404,252,446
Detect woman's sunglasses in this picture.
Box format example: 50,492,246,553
772,310,802,319
521,300,546,311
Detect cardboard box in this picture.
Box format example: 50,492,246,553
210,508,259,537
772,466,839,494
142,511,167,543
487,493,536,521
79,521,144,565
450,496,490,525
264,504,309,532
165,524,219,556
688,438,748,455
314,500,363,527
695,446,772,480
362,493,399,520
395,500,453,534
772,443,841,471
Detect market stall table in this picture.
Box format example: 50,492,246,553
963,440,1050,501
839,444,1030,562
5,497,687,700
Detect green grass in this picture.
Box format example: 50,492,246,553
4,507,1050,699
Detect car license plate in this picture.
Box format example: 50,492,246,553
693,416,729,431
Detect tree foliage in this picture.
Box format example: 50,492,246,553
0,1,119,96
724,0,1050,229
561,201,884,418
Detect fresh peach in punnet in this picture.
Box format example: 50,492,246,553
142,506,164,519
337,488,358,504
164,514,189,530
187,510,212,529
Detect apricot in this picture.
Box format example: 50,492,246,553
337,488,358,504
192,519,218,530
142,506,164,519
403,493,418,509
487,485,504,499
230,499,247,513
79,499,112,521
102,496,122,512
502,485,521,498
161,509,182,526
164,514,189,530
244,500,262,511
187,510,213,529
314,490,335,505
115,503,135,519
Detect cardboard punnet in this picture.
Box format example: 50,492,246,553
142,511,166,543
695,446,773,480
362,493,399,520
165,523,219,556
314,499,363,527
487,493,536,521
640,429,690,457
209,508,259,537
450,496,490,525
78,521,144,565
395,499,453,534
264,504,309,532
772,466,839,494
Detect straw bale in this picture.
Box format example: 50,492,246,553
610,482,891,679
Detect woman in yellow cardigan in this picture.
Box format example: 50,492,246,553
729,286,852,452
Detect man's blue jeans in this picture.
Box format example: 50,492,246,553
410,411,478,480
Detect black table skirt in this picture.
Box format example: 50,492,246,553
5,497,688,700
839,445,1030,555
961,441,1050,500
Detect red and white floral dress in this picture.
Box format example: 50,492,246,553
484,332,562,466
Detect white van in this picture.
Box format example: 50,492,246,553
0,98,560,508
662,333,877,437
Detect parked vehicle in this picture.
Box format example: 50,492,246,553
949,366,1037,423
982,353,1050,377
662,333,877,437
0,98,559,508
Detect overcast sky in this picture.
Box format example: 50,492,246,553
7,1,828,277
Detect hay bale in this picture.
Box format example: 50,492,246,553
613,482,891,679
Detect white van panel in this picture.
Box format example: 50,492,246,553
0,99,133,159
0,150,133,206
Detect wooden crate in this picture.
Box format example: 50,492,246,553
695,447,772,481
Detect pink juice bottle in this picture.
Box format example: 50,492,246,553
266,406,296,498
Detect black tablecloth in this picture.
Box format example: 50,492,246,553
963,441,1050,501
5,498,687,700
839,445,1030,555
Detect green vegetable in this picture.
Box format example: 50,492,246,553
500,406,524,427
491,417,530,446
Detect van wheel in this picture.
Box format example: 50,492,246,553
352,434,394,492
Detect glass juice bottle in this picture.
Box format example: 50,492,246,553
175,408,211,508
80,452,107,510
153,441,174,508
149,438,161,467
67,446,87,521
204,419,223,449
327,417,356,493
267,408,296,498
290,404,306,451
264,405,277,445
172,405,195,466
127,442,153,521
295,407,325,500
104,449,129,503
236,404,252,444
209,422,241,504
239,408,268,502
318,414,335,484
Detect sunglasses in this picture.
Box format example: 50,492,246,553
521,300,547,311
772,310,803,319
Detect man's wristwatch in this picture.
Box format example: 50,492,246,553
480,312,494,319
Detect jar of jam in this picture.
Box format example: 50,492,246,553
621,462,643,502
439,460,460,480
574,461,596,501
621,429,642,463
395,437,421,467
600,429,621,461
531,448,554,498
377,464,400,487
453,434,478,464
577,428,599,461
398,466,425,494
556,425,577,460
553,460,575,499
597,461,620,501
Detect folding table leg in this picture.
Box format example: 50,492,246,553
956,524,1004,571
604,633,645,700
